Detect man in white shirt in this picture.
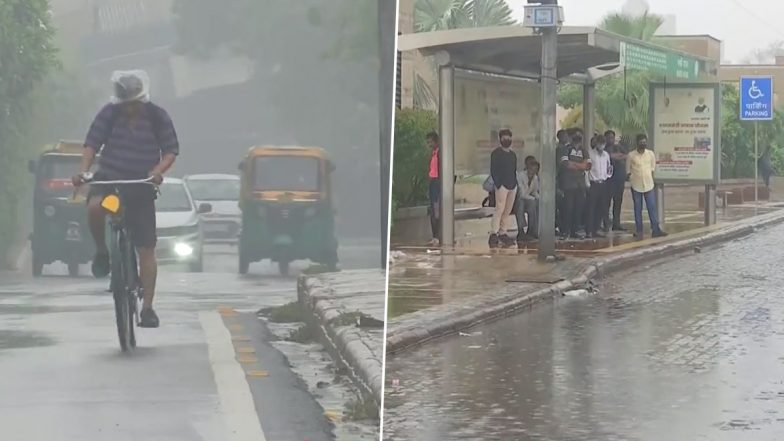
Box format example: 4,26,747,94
586,134,612,238
628,134,668,238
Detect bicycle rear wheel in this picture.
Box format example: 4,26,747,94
111,229,133,352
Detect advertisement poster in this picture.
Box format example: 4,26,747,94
650,83,720,183
454,70,541,176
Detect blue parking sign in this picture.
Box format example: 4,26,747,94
740,76,773,121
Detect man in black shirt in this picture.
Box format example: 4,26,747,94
606,130,628,231
559,132,591,239
489,129,518,248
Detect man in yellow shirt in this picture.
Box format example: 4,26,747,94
627,134,667,238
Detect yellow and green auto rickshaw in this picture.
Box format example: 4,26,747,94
28,141,91,277
237,146,338,275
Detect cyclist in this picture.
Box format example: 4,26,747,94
72,70,180,328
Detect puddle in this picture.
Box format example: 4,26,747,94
263,319,379,440
0,330,56,350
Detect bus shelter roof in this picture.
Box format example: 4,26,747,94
398,26,716,83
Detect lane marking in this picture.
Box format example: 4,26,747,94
247,370,269,378
200,312,267,441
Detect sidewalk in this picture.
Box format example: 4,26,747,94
387,203,784,355
297,269,385,408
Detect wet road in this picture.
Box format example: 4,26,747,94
384,223,784,440
0,241,379,441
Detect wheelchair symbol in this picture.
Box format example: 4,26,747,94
748,81,764,100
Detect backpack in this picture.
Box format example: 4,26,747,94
105,101,164,146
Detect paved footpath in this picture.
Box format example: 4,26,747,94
299,269,385,407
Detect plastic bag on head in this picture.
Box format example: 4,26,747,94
110,70,150,103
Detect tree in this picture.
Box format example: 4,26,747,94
412,0,516,108
557,11,663,138
720,85,784,178
742,40,784,65
0,0,58,264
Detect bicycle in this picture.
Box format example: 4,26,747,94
80,173,157,352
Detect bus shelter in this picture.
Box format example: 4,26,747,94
398,26,716,254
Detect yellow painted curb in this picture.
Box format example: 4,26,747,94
236,355,258,364
236,347,256,354
247,370,269,378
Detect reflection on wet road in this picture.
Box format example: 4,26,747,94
384,223,784,440
0,241,380,441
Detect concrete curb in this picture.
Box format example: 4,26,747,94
297,273,383,410
386,208,784,356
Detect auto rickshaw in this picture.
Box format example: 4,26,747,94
28,141,92,277
237,146,338,275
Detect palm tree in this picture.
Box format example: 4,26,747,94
559,10,665,137
412,0,516,108
600,11,664,42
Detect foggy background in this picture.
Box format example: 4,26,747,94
48,0,382,243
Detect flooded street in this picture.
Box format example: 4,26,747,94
384,223,784,440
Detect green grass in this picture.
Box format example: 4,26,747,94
330,311,363,327
258,301,303,323
344,395,379,421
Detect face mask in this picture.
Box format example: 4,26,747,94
501,140,512,148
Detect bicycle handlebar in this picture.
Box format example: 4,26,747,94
80,173,156,186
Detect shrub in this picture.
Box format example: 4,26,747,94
392,108,437,210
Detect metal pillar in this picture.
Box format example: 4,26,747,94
583,83,595,147
705,184,717,225
754,121,759,206
538,27,558,260
377,0,395,268
438,64,455,247
655,183,665,227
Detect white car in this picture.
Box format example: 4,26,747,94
155,178,209,272
183,174,241,244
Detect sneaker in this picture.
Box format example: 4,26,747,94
92,253,110,278
652,230,669,238
139,308,159,328
427,238,440,247
612,225,626,232
488,234,499,248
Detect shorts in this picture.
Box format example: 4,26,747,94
88,173,157,249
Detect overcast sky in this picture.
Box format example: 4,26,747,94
507,0,784,63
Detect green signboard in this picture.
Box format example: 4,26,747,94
620,42,700,80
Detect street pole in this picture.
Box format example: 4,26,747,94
538,26,558,260
378,0,396,269
438,64,455,247
754,121,759,207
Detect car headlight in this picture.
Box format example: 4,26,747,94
44,205,56,217
174,242,194,257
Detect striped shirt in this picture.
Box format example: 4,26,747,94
84,102,179,179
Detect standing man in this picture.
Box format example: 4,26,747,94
628,134,667,238
606,130,628,231
587,134,612,238
759,145,775,193
489,129,518,248
559,132,591,239
555,130,571,234
426,131,441,247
